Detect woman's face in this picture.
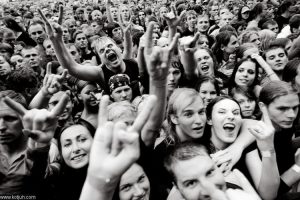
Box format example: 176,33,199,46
223,35,239,54
195,49,214,76
172,96,207,142
197,36,209,49
119,164,150,200
237,25,247,35
210,99,242,145
233,93,256,118
61,125,93,169
167,66,182,91
197,16,210,33
0,56,11,76
234,60,256,88
80,84,99,107
199,81,217,107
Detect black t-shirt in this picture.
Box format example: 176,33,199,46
100,59,140,94
276,15,290,31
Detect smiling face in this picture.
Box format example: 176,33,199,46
234,60,256,88
209,99,242,148
173,154,226,200
96,38,123,69
195,49,214,77
119,163,150,200
171,96,207,142
60,125,93,169
267,94,299,129
265,47,288,72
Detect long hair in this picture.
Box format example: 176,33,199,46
212,31,237,64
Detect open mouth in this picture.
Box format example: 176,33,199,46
106,52,118,62
201,65,209,72
193,126,203,132
71,154,86,161
223,123,235,131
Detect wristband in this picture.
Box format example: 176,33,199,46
260,149,275,158
292,164,300,173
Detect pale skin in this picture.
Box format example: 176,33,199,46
79,94,156,200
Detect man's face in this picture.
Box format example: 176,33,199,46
43,40,56,57
21,48,41,70
197,16,210,33
0,101,23,144
67,45,81,63
62,27,71,43
209,6,219,18
120,5,130,21
91,10,102,21
28,24,47,45
267,94,299,130
111,85,133,102
75,33,88,49
187,14,197,30
97,39,122,68
265,48,288,72
219,13,233,27
111,7,118,20
267,23,279,34
173,155,226,200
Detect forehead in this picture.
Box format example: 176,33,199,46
81,84,97,93
173,155,214,180
120,164,145,184
60,125,91,141
200,81,215,89
76,33,86,39
113,85,131,92
50,91,66,102
0,102,19,117
22,48,38,55
195,49,211,58
11,55,23,60
239,60,256,68
271,94,299,107
177,96,204,113
213,99,240,110
29,24,44,32
43,40,52,46
92,10,101,15
266,48,285,56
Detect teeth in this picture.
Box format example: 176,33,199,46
72,155,84,161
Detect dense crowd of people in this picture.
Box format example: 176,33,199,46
1,0,300,199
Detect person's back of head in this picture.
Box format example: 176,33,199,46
289,14,300,34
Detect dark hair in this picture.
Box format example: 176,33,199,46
206,95,241,121
236,43,258,61
270,38,291,49
212,31,237,64
3,17,24,32
249,3,265,21
289,14,300,33
263,44,287,60
259,80,298,106
261,19,278,30
282,58,300,84
228,58,260,92
105,22,120,38
230,87,262,119
195,75,220,96
0,90,27,108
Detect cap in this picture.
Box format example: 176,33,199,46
241,7,250,14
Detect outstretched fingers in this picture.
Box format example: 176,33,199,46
3,97,27,117
98,95,110,127
129,95,157,133
58,5,64,25
145,22,155,55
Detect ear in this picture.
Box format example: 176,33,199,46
207,118,212,125
221,44,225,51
78,94,82,100
170,114,179,125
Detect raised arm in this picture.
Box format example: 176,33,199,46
80,95,155,200
29,63,67,109
246,103,280,200
38,7,105,83
251,54,280,81
142,21,179,146
106,0,114,23
178,33,200,80
119,16,133,60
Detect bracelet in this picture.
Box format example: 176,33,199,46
260,149,275,158
292,164,300,173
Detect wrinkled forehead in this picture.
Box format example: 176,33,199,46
94,38,117,51
0,101,19,117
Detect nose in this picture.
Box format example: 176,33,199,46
227,111,235,120
133,184,144,197
121,90,127,97
0,118,6,132
194,113,204,124
169,73,174,81
72,142,80,153
244,101,250,108
286,109,296,119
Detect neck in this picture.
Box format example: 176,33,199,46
81,107,98,127
210,129,229,150
0,135,27,157
176,126,192,142
107,60,125,74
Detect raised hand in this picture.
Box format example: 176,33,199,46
163,6,186,28
42,62,68,97
248,102,275,151
179,33,200,53
87,95,156,189
38,6,64,41
3,92,69,146
144,22,179,81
